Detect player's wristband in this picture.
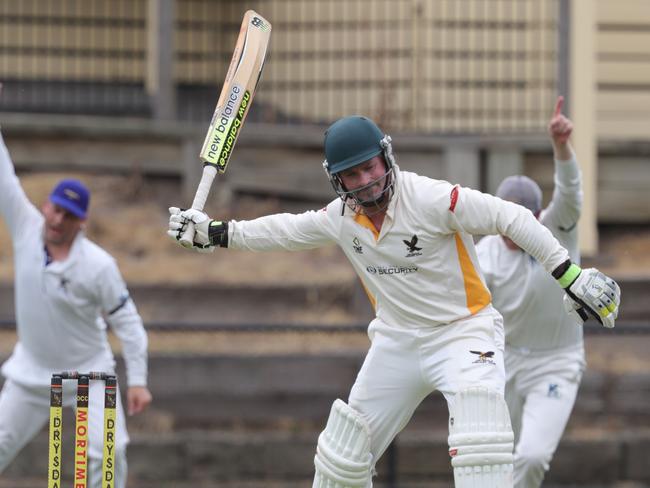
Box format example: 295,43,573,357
208,221,229,248
552,259,581,288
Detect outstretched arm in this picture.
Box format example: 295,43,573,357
446,185,620,328
168,204,338,252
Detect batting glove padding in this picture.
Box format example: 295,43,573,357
554,261,620,328
168,207,228,252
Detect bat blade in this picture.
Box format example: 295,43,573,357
200,10,271,173
179,10,271,248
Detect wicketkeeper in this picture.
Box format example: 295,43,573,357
169,115,620,487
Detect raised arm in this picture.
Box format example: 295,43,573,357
549,96,574,161
0,131,42,238
544,96,582,234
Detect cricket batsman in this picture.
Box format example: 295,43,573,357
168,115,620,487
477,96,593,487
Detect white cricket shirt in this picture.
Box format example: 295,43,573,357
476,157,583,350
228,165,569,329
0,134,148,388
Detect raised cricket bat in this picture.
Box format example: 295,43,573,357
180,10,272,247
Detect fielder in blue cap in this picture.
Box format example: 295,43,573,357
0,129,152,488
42,178,90,249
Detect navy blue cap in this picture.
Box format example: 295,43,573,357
49,179,90,219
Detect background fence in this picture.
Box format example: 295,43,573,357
1,0,649,138
0,0,564,133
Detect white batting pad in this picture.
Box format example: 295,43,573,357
448,387,514,488
313,399,373,488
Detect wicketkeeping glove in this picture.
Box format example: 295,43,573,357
553,260,620,328
167,207,228,252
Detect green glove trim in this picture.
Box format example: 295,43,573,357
557,263,581,288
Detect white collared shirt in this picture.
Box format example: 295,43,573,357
228,165,569,329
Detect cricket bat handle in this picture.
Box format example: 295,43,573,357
179,165,218,248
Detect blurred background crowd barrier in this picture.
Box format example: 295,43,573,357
1,0,649,253
0,0,567,130
0,0,645,135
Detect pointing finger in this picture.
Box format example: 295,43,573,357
554,96,564,117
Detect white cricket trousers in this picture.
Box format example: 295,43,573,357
348,306,507,470
0,378,129,488
504,344,585,488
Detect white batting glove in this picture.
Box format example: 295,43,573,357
555,262,620,328
562,294,589,324
167,207,214,252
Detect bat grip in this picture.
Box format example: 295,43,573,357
179,165,218,248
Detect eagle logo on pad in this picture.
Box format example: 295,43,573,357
470,350,495,364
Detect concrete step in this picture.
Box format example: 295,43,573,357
0,280,373,326
2,347,645,433
0,275,647,325
0,478,454,488
1,339,649,433
2,482,645,488
130,352,650,431
4,428,650,487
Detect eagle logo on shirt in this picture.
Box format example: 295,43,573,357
470,350,495,364
403,235,423,257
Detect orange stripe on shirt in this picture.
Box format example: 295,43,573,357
454,233,491,314
353,214,378,308
354,213,380,241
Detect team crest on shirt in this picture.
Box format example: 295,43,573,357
547,383,561,398
403,235,423,257
352,237,364,254
470,350,495,365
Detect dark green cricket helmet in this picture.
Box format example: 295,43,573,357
322,115,397,215
324,116,386,175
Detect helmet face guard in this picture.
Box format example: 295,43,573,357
322,115,397,216
324,136,396,215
